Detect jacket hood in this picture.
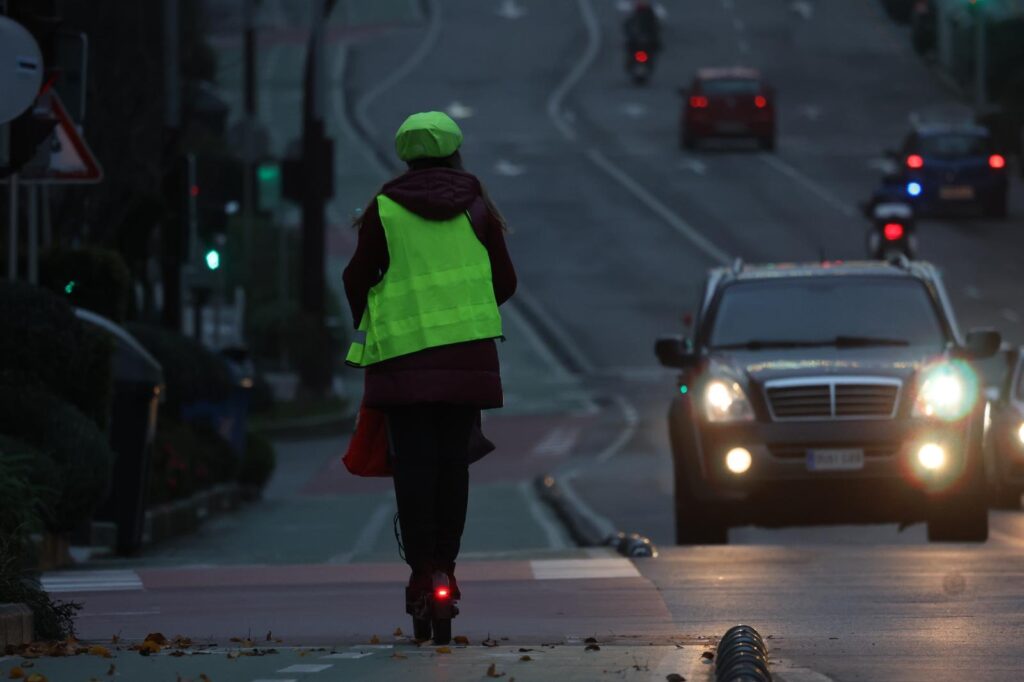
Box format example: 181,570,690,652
381,168,481,221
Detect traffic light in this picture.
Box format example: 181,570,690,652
204,248,221,271
256,161,281,213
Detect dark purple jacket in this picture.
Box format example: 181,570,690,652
343,168,517,408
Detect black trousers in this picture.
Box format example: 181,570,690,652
387,404,475,577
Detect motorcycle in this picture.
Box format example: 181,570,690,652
625,41,657,85
866,201,917,261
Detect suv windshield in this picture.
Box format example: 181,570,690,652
702,79,761,95
708,277,948,350
916,134,989,157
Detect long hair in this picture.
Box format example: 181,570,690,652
352,150,508,232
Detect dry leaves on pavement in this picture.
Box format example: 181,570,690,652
87,645,112,659
7,667,25,679
453,636,470,645
519,655,533,661
486,663,506,678
436,647,452,655
369,635,381,645
25,675,46,682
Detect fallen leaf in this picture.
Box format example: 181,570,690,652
665,675,686,682
436,647,452,654
585,644,601,652
391,652,408,660
486,663,506,678
137,640,162,656
369,635,381,645
106,664,116,676
229,637,242,643
393,627,403,637
8,668,24,680
520,655,532,661
169,651,186,658
25,675,47,682
144,633,168,646
584,637,598,644
110,634,121,645
453,636,470,645
173,636,193,649
518,648,533,653
88,645,113,659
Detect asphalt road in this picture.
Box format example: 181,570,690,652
17,2,1024,681
343,0,1024,678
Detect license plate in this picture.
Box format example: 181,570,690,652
716,122,747,133
807,449,864,471
939,185,974,200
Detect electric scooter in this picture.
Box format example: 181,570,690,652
407,571,458,644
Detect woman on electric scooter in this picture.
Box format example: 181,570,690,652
343,111,517,643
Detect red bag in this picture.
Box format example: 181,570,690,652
342,405,393,477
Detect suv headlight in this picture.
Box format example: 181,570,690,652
912,362,977,421
704,379,755,422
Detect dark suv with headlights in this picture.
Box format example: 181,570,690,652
656,261,1001,544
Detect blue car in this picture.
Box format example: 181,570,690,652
895,124,1009,218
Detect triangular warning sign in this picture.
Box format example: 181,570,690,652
45,90,103,183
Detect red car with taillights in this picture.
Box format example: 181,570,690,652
681,68,776,151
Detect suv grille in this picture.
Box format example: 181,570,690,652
765,378,901,420
769,443,900,459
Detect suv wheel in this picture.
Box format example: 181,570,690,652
926,493,988,542
675,496,728,545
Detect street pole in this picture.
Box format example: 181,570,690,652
161,0,184,331
27,183,38,284
242,0,256,285
974,3,987,112
7,173,18,280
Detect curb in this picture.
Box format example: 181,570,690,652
534,474,657,558
0,603,33,650
143,483,244,547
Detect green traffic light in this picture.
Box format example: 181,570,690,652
257,163,280,181
205,249,221,271
64,280,76,294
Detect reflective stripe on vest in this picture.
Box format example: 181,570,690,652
345,194,503,367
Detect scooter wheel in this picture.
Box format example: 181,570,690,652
412,617,432,642
432,618,452,645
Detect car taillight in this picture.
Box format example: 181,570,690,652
883,223,905,241
989,154,1006,169
634,50,648,63
906,154,924,169
689,95,708,109
754,95,767,109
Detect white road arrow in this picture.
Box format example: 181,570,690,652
494,159,526,177
678,158,707,176
445,101,475,119
790,1,814,20
497,0,527,19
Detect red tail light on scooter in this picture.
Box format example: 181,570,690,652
435,586,450,600
634,50,649,63
989,154,1006,169
689,95,708,109
883,223,905,241
906,154,924,169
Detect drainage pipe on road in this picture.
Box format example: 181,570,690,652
715,624,772,682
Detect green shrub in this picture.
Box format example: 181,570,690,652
125,323,233,415
149,419,238,506
40,246,132,323
0,383,115,533
0,536,80,640
0,438,58,555
238,431,276,491
0,281,114,428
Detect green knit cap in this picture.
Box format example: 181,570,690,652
394,111,463,162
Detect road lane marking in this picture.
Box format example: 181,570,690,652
1001,308,1021,324
322,652,373,659
352,0,441,139
530,557,640,580
277,664,333,673
790,1,814,20
499,298,575,380
547,0,601,140
512,286,598,375
494,158,526,176
759,153,857,218
445,100,475,119
775,668,836,682
990,528,1024,549
497,0,527,20
532,427,580,458
587,148,731,264
42,570,143,593
78,608,161,618
329,500,393,564
519,480,573,550
595,395,639,464
679,158,707,175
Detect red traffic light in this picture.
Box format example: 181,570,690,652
989,154,1006,169
190,184,201,197
689,95,708,109
883,223,905,241
634,50,649,63
754,95,767,109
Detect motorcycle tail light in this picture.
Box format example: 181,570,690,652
634,50,649,63
989,154,1006,169
883,223,905,241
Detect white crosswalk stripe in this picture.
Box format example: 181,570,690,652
42,569,143,593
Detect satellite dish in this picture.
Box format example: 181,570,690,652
0,17,44,125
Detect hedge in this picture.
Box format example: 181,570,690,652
238,432,276,491
40,246,132,324
0,281,114,428
0,382,115,533
149,418,239,506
